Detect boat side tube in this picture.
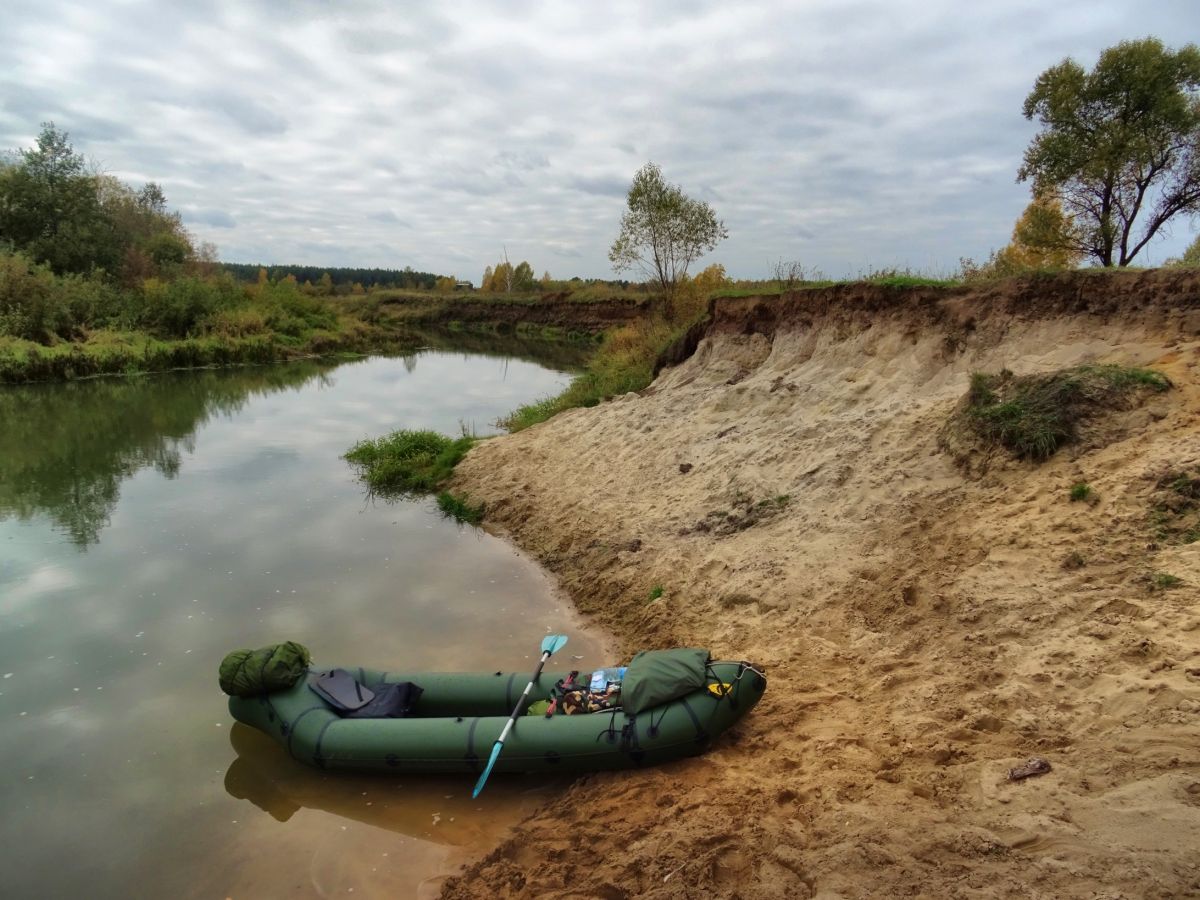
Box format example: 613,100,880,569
228,661,767,775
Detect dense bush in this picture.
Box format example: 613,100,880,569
256,280,338,336
0,246,343,346
0,250,125,340
0,250,69,340
139,276,234,338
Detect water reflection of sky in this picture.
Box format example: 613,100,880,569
0,352,610,899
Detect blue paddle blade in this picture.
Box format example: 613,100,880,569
473,740,504,798
541,634,568,655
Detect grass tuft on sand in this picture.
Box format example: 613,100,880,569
344,429,475,494
952,364,1170,461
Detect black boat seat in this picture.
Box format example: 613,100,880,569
309,668,424,718
310,668,374,711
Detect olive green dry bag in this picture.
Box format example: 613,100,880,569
621,647,710,714
219,641,311,697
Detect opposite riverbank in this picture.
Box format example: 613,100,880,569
444,268,1200,898
0,288,637,384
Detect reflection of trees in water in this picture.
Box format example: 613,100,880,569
0,361,341,547
0,330,587,549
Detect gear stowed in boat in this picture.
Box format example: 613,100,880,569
223,645,767,776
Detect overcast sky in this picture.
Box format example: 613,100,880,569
2,0,1196,280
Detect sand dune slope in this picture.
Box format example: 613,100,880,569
446,271,1200,899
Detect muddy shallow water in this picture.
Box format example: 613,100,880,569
0,350,610,899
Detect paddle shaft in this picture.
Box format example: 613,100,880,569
494,648,551,746
473,642,562,797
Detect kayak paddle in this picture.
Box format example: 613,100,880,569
472,633,568,798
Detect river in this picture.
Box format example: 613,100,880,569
0,346,609,899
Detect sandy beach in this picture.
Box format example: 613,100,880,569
443,270,1200,899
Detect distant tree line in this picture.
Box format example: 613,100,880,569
222,263,445,291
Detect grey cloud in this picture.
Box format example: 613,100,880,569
569,175,628,197
204,93,289,136
493,150,550,172
546,242,584,259
184,208,236,228
3,0,1195,277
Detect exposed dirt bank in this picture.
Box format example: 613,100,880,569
447,269,1200,899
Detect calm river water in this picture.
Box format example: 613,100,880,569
0,347,609,899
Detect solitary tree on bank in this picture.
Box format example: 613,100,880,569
609,162,727,318
1018,38,1200,267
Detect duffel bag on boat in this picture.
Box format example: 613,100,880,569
219,641,311,697
620,647,710,714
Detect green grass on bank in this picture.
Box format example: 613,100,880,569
0,245,412,382
344,429,476,494
499,316,686,431
960,364,1171,460
342,429,484,525
0,330,286,382
0,324,383,384
710,262,1181,300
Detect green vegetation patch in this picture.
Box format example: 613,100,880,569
858,267,962,288
1069,482,1094,502
344,429,475,495
952,364,1170,462
1148,572,1184,591
500,317,686,432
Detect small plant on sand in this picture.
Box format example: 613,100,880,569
436,491,485,526
1069,482,1093,503
950,364,1170,462
1061,550,1086,570
344,429,475,494
684,493,791,536
647,585,664,602
1149,572,1184,591
1149,470,1200,545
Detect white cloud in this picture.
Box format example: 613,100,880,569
1,0,1195,278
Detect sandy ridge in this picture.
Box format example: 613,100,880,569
445,270,1200,899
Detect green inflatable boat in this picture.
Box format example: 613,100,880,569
227,655,767,776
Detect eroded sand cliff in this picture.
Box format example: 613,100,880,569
446,270,1200,899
